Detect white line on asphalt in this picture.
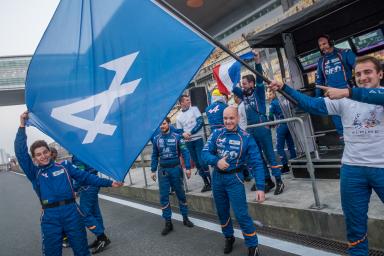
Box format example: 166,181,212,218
11,171,26,176
99,194,340,256
10,171,340,256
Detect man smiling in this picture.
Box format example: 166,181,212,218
14,111,123,256
268,56,384,256
202,106,265,256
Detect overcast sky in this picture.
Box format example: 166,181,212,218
0,0,60,155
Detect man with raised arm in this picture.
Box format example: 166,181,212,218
268,56,384,256
14,111,123,256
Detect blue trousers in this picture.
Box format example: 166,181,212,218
212,171,258,248
79,186,105,237
186,138,211,180
248,126,281,178
158,166,188,220
332,115,344,137
276,124,297,165
41,203,90,256
340,164,384,256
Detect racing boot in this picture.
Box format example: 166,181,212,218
92,234,111,254
248,246,260,256
88,238,98,249
281,164,290,174
274,180,285,195
183,217,194,227
223,236,235,254
264,178,275,193
161,220,173,236
201,177,212,193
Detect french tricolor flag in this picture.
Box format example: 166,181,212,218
213,51,254,95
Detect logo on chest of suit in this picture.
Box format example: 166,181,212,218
41,173,48,178
325,65,342,75
216,137,226,147
208,105,220,114
229,140,240,145
167,139,176,143
52,169,65,177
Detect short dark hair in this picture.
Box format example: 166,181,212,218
242,74,255,85
164,117,171,123
179,94,189,103
49,147,58,155
30,140,50,157
317,34,332,43
356,56,382,73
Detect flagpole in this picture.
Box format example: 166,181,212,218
156,0,298,105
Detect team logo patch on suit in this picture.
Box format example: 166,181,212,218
53,169,65,177
229,140,240,145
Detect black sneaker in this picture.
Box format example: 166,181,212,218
92,237,111,254
201,183,212,193
183,217,194,228
161,220,173,236
274,181,285,195
281,164,290,174
250,183,257,191
62,237,70,248
88,238,98,249
264,178,275,193
248,246,260,256
224,236,235,254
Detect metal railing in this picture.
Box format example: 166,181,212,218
123,117,327,210
247,117,326,210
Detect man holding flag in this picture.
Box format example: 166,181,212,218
15,111,123,256
241,52,284,195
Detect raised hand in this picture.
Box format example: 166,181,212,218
267,80,284,91
20,111,29,127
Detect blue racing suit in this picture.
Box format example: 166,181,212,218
201,127,265,248
205,101,228,132
72,156,105,238
315,48,356,137
151,125,182,143
14,128,113,256
280,84,384,256
269,98,297,165
350,87,384,105
243,63,281,179
151,130,191,220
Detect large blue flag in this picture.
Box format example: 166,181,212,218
26,0,214,181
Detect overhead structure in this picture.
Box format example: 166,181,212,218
246,0,384,54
